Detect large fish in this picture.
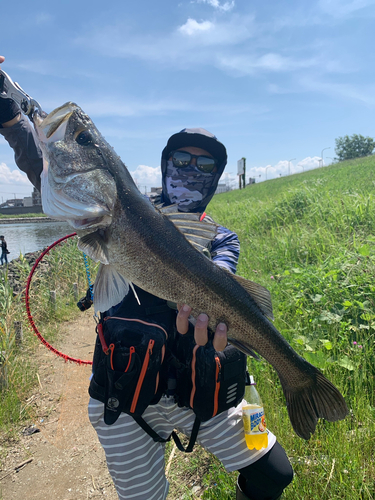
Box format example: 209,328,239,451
33,103,348,439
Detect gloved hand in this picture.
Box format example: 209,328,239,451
0,55,20,127
0,97,20,127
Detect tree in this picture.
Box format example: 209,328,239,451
335,134,375,162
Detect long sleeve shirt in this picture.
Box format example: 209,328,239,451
0,115,43,191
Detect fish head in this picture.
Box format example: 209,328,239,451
34,102,117,231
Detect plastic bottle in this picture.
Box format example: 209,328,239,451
242,375,268,450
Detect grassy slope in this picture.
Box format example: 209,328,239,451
168,157,375,499
1,158,374,498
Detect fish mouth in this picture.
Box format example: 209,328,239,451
34,102,79,143
71,215,112,230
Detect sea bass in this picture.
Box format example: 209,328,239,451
33,103,348,440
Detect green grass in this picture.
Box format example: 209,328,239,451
0,212,48,219
193,156,375,499
1,157,374,498
0,237,97,443
165,157,375,499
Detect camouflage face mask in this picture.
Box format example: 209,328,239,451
165,161,215,212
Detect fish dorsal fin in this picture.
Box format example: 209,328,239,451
78,231,109,264
93,263,130,312
157,204,217,250
231,274,274,320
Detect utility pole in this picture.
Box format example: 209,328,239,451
288,158,296,176
321,147,330,167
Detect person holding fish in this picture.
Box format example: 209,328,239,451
4,54,342,500
0,93,294,500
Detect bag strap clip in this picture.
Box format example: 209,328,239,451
132,415,201,453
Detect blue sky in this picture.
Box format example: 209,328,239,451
1,0,375,199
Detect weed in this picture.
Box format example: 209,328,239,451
1,157,375,498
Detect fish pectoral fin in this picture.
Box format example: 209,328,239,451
231,274,274,320
78,231,109,264
227,337,260,360
157,204,217,252
93,263,130,312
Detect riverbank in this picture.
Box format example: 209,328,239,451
2,250,45,294
0,217,54,224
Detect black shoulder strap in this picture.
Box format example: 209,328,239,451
171,416,201,453
132,415,201,453
132,415,169,443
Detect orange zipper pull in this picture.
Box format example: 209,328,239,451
108,343,115,370
125,346,135,373
149,339,155,354
213,356,221,417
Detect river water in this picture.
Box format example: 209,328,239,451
0,220,74,261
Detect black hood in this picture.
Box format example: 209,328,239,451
160,128,227,212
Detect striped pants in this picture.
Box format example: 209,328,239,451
88,396,276,500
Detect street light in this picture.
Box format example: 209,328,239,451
296,163,304,172
266,165,272,180
288,158,296,176
321,147,330,167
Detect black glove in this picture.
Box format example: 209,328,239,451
0,98,20,127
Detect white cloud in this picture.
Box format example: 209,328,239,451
129,165,162,190
196,0,235,12
74,14,255,63
298,77,375,107
0,163,31,185
176,15,255,46
219,171,238,188
297,157,323,170
248,157,323,181
70,10,360,105
79,96,268,121
179,18,214,35
74,15,330,80
318,0,375,17
0,163,33,198
219,53,308,75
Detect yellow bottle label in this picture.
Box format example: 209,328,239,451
242,404,267,434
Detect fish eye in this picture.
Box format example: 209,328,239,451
75,130,93,146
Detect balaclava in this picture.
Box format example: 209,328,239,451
160,128,227,213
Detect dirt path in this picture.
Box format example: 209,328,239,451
0,311,118,500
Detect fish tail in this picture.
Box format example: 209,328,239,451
280,366,348,440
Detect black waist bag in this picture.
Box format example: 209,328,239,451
89,316,168,425
174,333,247,422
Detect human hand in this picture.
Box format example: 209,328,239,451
176,304,227,351
0,55,21,127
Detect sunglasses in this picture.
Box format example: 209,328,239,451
169,150,217,173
